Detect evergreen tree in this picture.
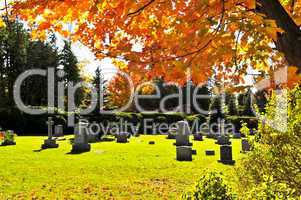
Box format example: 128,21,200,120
226,93,238,116
60,40,80,83
242,89,255,116
92,66,108,112
24,38,59,106
0,20,29,106
59,40,82,106
193,84,211,114
208,95,225,131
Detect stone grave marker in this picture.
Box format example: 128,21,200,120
232,132,241,139
205,150,215,156
167,127,177,139
215,135,231,145
133,123,141,137
176,146,196,161
87,122,100,143
54,125,64,137
193,132,203,141
41,117,58,149
173,121,192,146
241,139,251,153
206,132,218,139
116,132,129,143
218,145,235,165
1,130,16,146
71,121,91,153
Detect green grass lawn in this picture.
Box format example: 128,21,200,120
0,135,245,199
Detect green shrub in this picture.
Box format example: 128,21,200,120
246,176,297,200
236,86,301,198
182,172,235,200
239,122,249,136
226,116,258,133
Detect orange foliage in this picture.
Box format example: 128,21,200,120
10,0,301,88
107,74,133,108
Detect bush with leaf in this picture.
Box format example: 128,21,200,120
236,86,301,198
182,172,234,200
246,176,296,200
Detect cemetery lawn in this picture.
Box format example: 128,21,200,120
0,135,245,199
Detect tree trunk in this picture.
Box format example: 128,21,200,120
256,0,301,72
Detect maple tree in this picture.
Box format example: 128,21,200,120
3,0,301,88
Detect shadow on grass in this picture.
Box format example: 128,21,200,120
100,137,115,142
33,148,45,152
66,151,90,155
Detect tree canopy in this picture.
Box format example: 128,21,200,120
5,0,301,87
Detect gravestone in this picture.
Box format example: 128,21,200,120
206,132,218,139
87,122,100,143
133,124,141,137
249,129,257,135
232,132,241,139
173,121,192,146
176,146,196,161
1,130,16,146
241,139,251,153
41,117,58,149
193,132,203,141
215,135,231,145
71,121,91,153
218,145,235,165
54,125,64,137
116,132,129,143
167,127,177,139
205,150,215,156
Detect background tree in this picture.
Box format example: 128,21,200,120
59,40,83,106
225,93,238,116
23,37,59,106
12,0,301,88
0,20,61,108
208,95,225,132
192,84,211,114
92,66,109,111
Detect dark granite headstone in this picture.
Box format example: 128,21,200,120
193,133,203,141
205,150,215,156
176,146,196,161
116,132,129,143
232,132,241,139
241,139,251,153
215,135,231,145
71,121,91,153
218,145,235,165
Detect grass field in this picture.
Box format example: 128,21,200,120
0,135,245,199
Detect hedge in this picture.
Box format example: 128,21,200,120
226,115,258,133
0,109,190,135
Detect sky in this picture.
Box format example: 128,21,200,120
0,0,117,79
55,34,117,80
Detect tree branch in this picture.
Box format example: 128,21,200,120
127,0,155,17
256,0,301,70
